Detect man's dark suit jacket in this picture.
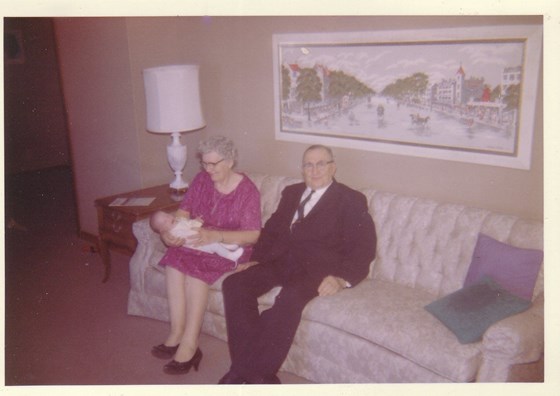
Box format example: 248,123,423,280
250,180,377,287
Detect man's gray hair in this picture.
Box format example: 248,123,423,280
303,144,335,161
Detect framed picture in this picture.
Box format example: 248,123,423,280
272,25,542,169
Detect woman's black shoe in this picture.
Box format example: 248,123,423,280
163,348,203,375
151,343,179,359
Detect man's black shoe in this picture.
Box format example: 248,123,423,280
248,374,281,384
218,370,247,384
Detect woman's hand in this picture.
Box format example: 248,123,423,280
161,231,185,247
188,226,221,247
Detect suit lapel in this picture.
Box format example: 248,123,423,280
289,183,308,223
303,181,338,221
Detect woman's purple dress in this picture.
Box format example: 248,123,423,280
159,171,261,284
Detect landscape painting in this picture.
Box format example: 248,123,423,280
273,25,542,169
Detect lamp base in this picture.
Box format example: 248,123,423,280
169,179,189,192
169,189,186,202
167,132,189,192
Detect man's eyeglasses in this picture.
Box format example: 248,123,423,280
201,158,225,169
302,160,334,172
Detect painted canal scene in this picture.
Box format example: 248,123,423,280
277,38,525,156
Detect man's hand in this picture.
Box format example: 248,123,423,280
235,261,259,273
318,275,348,296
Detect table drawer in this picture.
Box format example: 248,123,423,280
100,209,136,243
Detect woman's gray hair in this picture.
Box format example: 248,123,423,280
198,135,238,164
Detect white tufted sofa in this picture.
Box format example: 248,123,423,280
127,172,544,383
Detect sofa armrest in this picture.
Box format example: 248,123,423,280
129,218,167,292
476,293,544,382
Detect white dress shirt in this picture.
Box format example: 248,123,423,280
291,183,332,225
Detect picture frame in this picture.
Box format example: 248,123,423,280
272,25,542,169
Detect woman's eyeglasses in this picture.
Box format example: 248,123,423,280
201,158,225,169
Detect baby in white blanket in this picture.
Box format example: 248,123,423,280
150,210,244,262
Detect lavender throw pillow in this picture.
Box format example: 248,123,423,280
464,233,543,301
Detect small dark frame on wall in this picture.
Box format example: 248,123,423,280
273,25,542,169
4,29,25,64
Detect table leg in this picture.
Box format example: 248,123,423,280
98,237,111,282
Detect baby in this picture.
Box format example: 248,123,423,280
150,211,244,262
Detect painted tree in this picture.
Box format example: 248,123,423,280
296,68,322,121
382,72,429,102
281,65,291,101
282,65,292,109
504,84,520,111
329,70,374,98
490,85,502,102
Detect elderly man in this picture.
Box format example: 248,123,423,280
219,144,377,384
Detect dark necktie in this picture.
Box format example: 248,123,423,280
296,190,315,222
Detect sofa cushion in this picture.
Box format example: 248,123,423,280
144,266,167,298
464,233,543,300
425,277,532,344
302,279,482,382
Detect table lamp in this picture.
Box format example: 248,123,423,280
143,64,205,191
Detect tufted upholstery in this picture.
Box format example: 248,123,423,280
362,188,544,300
127,172,544,383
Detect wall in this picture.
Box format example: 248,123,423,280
55,18,142,235
55,16,543,236
4,18,70,174
126,16,542,219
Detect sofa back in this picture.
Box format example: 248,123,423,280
245,172,544,300
246,172,302,225
360,188,543,298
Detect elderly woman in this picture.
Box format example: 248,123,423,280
151,135,261,375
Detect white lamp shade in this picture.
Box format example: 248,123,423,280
143,64,206,133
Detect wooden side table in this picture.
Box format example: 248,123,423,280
95,184,182,282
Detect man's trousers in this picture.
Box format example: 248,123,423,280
222,259,320,382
